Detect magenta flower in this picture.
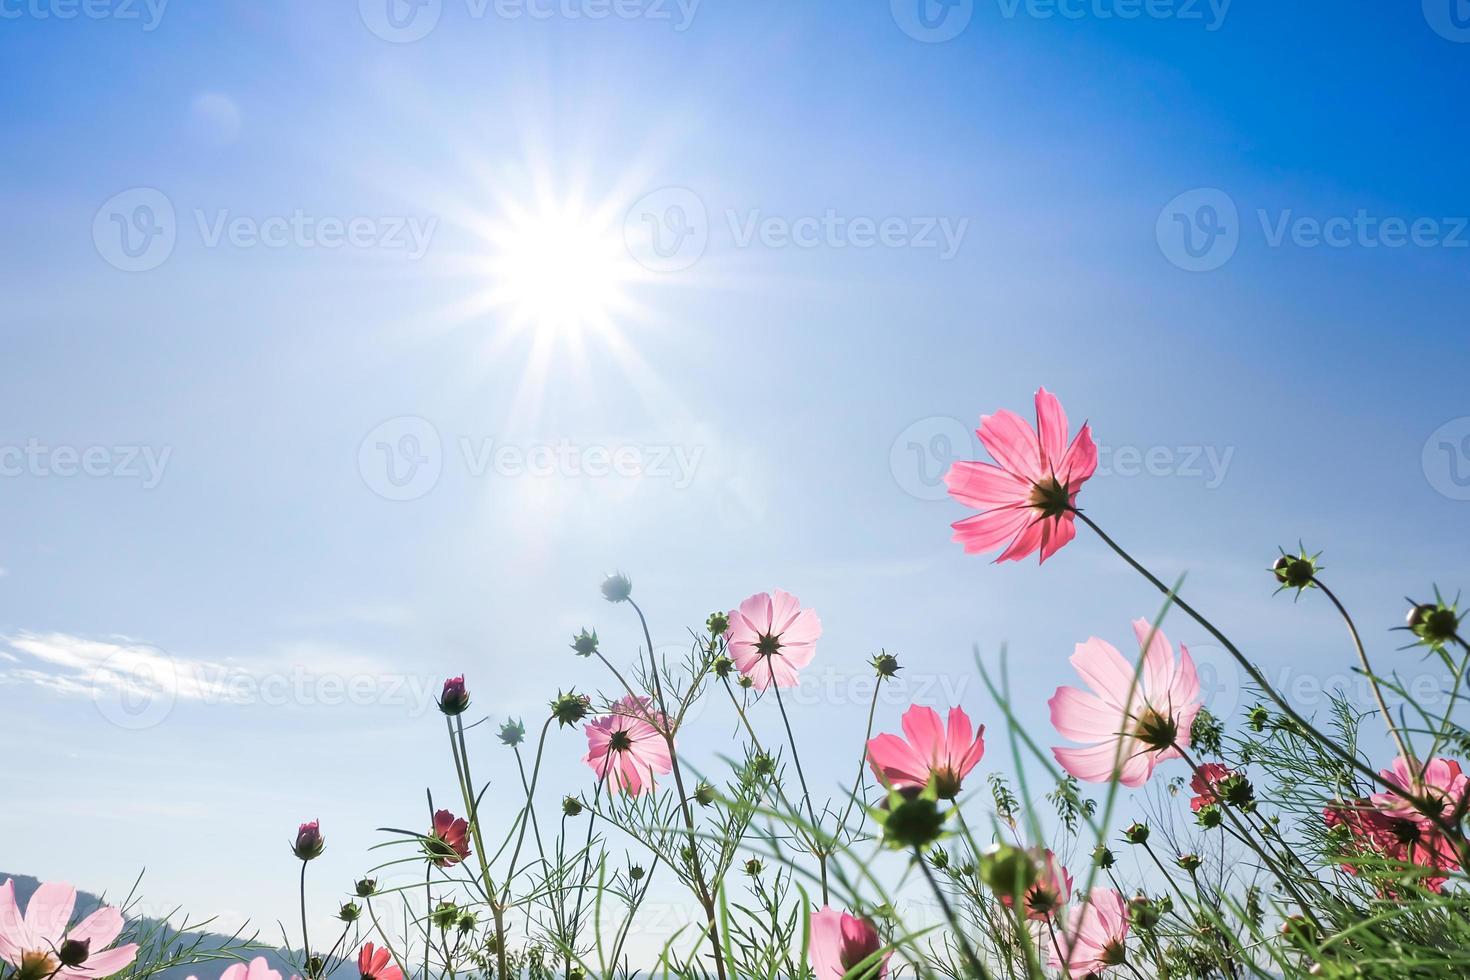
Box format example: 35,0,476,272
0,880,138,980
214,958,285,980
808,907,889,980
438,676,469,716
725,590,822,690
1189,762,1234,812
582,695,673,796
292,820,324,860
944,387,1097,563
357,944,403,980
1049,619,1201,788
1047,887,1129,975
426,809,471,867
865,705,986,800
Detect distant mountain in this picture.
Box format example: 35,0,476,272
0,874,307,980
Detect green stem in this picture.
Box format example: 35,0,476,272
1313,577,1416,768
772,676,828,904
298,861,313,978
915,849,993,980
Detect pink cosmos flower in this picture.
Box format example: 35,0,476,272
582,695,673,796
866,705,986,800
1049,619,1201,788
357,944,402,980
0,880,139,980
1047,888,1129,975
1001,850,1072,922
1189,763,1234,812
1325,756,1468,893
808,907,889,980
944,387,1097,564
426,809,471,867
725,590,822,690
215,957,286,980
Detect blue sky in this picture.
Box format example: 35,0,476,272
3,0,1469,957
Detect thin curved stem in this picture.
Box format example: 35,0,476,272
1313,577,1415,769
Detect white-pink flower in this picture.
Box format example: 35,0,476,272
1047,887,1129,975
725,590,822,690
0,880,138,980
1049,619,1201,788
582,695,673,796
944,387,1097,564
214,958,285,980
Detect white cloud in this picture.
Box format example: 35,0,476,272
0,631,439,718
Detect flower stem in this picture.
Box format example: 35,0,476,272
1313,577,1416,769
298,861,312,979
915,849,993,980
626,597,728,980
772,677,829,904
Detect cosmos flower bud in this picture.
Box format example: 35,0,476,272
1219,773,1256,811
562,795,584,817
1271,549,1320,592
550,690,592,727
456,911,476,934
1196,804,1224,829
1092,844,1115,868
877,789,946,850
570,629,599,658
499,718,526,746
977,843,1038,902
1280,915,1320,948
1177,853,1202,873
694,781,717,806
431,901,459,931
712,656,734,678
1123,822,1150,845
737,675,754,689
439,676,470,716
337,902,361,923
629,865,645,881
1247,705,1269,732
1407,599,1462,650
600,572,633,603
293,820,325,860
355,878,378,897
306,957,324,978
1129,896,1163,931
928,846,950,870
743,858,763,876
57,940,90,968
751,753,776,777
870,651,901,678
706,611,729,636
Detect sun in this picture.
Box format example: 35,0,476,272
481,197,638,340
